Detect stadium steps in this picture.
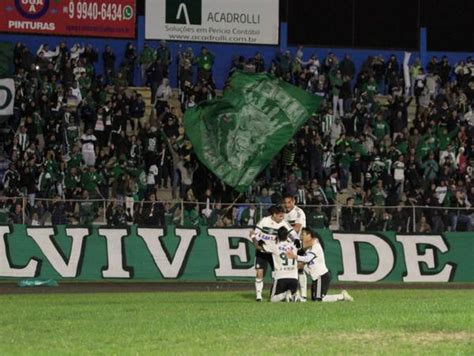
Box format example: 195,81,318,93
128,87,184,124
155,188,173,201
101,89,410,226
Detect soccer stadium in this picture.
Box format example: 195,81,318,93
0,0,473,354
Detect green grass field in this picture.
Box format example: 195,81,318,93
0,289,472,355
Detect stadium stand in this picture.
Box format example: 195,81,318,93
0,41,472,232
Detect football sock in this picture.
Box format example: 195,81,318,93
322,294,344,302
255,278,264,299
298,273,307,299
270,292,287,302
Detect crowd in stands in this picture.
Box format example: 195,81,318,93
0,40,472,232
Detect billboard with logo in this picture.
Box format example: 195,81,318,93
0,0,136,38
145,0,279,45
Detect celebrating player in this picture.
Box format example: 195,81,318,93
286,228,353,302
253,226,299,302
250,205,300,302
282,194,308,301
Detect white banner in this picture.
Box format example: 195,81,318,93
145,0,279,45
0,79,14,116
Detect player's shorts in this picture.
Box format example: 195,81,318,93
311,271,332,301
255,250,274,270
271,278,298,297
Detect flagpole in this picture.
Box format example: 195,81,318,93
222,193,243,218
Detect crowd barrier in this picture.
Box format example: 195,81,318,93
1,197,473,232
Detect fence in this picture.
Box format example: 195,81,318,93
1,196,472,233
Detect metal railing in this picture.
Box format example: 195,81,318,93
0,196,472,233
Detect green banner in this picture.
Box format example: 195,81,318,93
184,71,322,192
0,42,14,79
1,225,472,282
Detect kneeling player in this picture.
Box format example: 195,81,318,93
286,228,353,302
254,226,298,302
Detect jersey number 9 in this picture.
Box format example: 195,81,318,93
279,252,295,266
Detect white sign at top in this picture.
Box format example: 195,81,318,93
145,0,279,45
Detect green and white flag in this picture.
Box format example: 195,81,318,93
184,71,322,192
0,79,14,116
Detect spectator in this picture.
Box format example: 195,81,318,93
102,45,116,85
156,41,172,78
371,180,387,210
155,78,173,113
385,54,400,94
329,69,343,118
141,193,164,226
111,203,133,227
27,211,42,226
79,190,96,224
130,93,146,134
3,163,21,197
123,43,137,86
339,54,356,79
1,40,473,232
392,155,405,198
81,128,97,166
341,197,360,231
240,201,261,227
8,203,23,224
306,205,328,229
196,47,214,82
139,43,156,85
421,152,439,184
449,190,472,231
51,197,68,225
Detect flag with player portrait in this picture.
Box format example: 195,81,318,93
184,71,321,192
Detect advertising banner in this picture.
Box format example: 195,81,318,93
0,0,136,38
145,0,279,45
1,225,472,282
0,79,15,116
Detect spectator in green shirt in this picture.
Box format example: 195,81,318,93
307,206,328,229
81,165,103,198
196,47,214,82
421,153,439,183
362,76,378,99
372,114,390,142
371,179,387,211
240,201,262,227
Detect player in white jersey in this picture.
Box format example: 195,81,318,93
287,228,353,302
250,205,299,302
253,226,298,302
283,195,307,232
283,194,308,301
